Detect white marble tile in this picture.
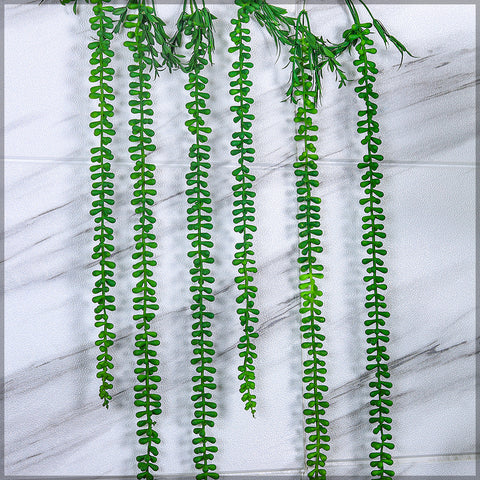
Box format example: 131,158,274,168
5,5,475,167
4,158,475,475
3,2,477,478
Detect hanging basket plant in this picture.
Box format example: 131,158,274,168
39,0,413,478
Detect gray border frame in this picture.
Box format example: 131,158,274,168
1,0,478,478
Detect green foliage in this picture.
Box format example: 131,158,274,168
44,1,413,477
252,1,294,53
229,1,259,417
172,4,217,73
290,11,330,479
351,18,394,480
113,2,183,75
176,2,218,478
88,0,117,409
124,5,162,480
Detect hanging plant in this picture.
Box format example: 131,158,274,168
123,4,164,479
173,1,219,478
38,1,413,478
342,2,411,478
228,0,260,416
288,11,331,479
88,0,117,409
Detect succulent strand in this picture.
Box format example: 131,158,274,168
229,1,259,417
351,20,395,480
178,4,219,479
290,11,330,480
124,5,162,479
88,0,117,409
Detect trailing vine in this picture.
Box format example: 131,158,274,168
229,0,259,417
40,1,413,478
88,0,117,409
289,11,330,479
343,2,412,479
352,20,394,480
123,4,163,479
174,2,219,478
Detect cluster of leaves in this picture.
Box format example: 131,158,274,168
172,6,217,73
229,0,260,417
175,2,219,479
251,1,294,53
113,1,183,75
124,5,162,480
88,0,117,409
290,11,330,479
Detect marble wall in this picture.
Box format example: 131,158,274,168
3,1,476,477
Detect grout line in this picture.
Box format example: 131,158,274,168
2,156,476,169
143,453,478,477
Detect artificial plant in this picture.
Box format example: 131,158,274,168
174,2,219,478
343,1,410,477
123,5,163,479
289,11,330,478
88,0,117,408
228,0,260,417
42,1,413,479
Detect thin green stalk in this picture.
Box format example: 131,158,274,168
229,0,259,417
89,0,117,409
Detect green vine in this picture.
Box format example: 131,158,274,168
43,1,414,477
352,21,394,479
176,3,219,479
88,0,117,409
229,0,260,417
289,11,329,479
342,2,412,478
124,4,162,479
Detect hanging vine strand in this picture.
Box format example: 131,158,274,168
124,4,162,479
343,2,412,478
176,3,219,479
229,0,260,417
289,11,330,479
88,0,117,409
352,22,394,479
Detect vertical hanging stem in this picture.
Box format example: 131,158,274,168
89,0,117,408
291,12,330,480
182,7,219,479
124,5,162,479
229,1,259,417
353,21,395,480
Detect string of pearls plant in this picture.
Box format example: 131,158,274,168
42,0,412,478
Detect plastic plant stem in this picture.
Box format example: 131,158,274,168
229,0,259,417
290,11,330,480
124,4,162,479
180,4,219,479
88,0,117,409
352,20,395,480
